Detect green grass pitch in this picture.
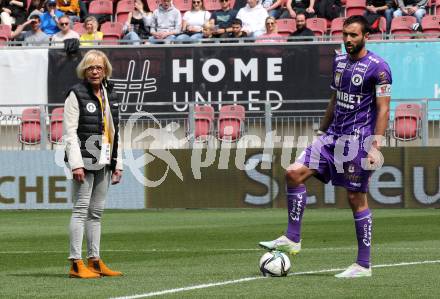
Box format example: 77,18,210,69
0,209,439,298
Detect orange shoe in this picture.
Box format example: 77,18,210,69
69,260,101,278
88,259,123,277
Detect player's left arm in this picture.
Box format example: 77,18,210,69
373,95,390,150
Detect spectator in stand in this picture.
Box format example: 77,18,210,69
80,15,103,46
22,14,50,45
27,0,45,18
226,17,248,40
282,0,316,19
52,14,80,43
177,0,211,41
236,0,268,37
289,12,314,41
201,21,216,42
314,0,341,21
122,0,153,45
149,0,181,43
40,0,64,36
393,0,426,24
0,0,27,28
256,15,284,42
364,0,395,34
56,0,81,23
209,0,237,37
263,0,287,19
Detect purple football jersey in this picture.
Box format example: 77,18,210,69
328,51,392,137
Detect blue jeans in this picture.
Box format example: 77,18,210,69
384,8,394,34
176,33,203,42
148,34,177,44
123,31,141,45
393,8,426,24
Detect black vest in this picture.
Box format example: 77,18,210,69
67,81,120,171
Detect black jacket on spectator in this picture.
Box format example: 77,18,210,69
0,0,27,26
289,27,315,41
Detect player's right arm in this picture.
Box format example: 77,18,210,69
318,91,336,134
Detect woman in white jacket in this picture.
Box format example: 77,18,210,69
236,0,268,37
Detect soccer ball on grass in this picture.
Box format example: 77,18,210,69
259,251,291,277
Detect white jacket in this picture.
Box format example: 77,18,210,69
236,4,268,35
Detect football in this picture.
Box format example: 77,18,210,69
259,251,291,277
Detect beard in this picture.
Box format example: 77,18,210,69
344,39,365,55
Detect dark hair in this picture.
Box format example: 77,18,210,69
231,18,242,27
343,15,370,35
296,12,306,19
29,14,41,22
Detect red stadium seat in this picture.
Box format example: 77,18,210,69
0,24,12,43
218,105,245,142
306,17,327,37
116,0,135,23
369,16,386,40
49,107,64,144
19,108,41,146
73,22,86,35
393,103,422,141
390,16,417,39
345,0,366,17
146,0,161,11
276,18,296,36
88,0,114,21
330,17,345,41
436,0,440,15
173,0,192,12
101,21,124,44
421,15,440,38
193,105,215,141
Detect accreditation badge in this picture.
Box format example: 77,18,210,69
99,142,111,165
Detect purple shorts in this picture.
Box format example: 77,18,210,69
296,134,372,193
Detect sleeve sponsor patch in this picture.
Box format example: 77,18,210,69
376,84,392,97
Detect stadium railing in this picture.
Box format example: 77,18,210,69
1,99,438,151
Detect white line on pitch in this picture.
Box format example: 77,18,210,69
0,247,437,254
110,260,440,299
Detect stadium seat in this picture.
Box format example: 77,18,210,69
276,18,296,36
306,18,327,37
0,24,12,43
393,103,422,141
73,22,86,35
19,108,41,147
49,107,64,144
101,21,124,44
146,0,161,11
88,0,114,21
345,0,366,17
436,0,440,15
421,15,440,38
193,105,215,141
330,17,345,41
217,104,245,142
173,0,193,12
116,0,135,24
369,16,386,40
390,16,417,39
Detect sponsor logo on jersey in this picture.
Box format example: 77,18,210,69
337,62,347,68
368,56,380,64
351,74,363,86
355,67,367,73
358,62,368,68
335,55,347,62
378,71,389,84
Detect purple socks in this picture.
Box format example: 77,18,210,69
354,209,372,269
285,185,307,243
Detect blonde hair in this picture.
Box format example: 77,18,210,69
76,50,113,80
265,16,277,33
83,16,99,32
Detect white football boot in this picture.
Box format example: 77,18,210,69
334,263,372,278
259,235,301,255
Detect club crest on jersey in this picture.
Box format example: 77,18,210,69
351,74,363,86
86,103,97,113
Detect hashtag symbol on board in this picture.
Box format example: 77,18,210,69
110,60,157,112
